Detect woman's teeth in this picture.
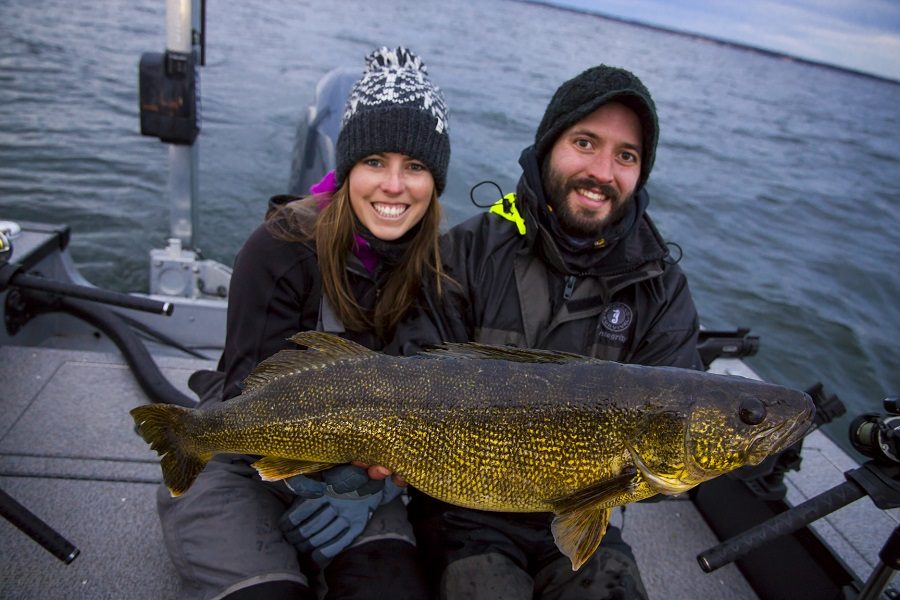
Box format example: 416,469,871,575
373,203,408,218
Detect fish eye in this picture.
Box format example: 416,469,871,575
739,398,767,425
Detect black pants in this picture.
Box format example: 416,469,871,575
325,538,428,599
408,494,648,600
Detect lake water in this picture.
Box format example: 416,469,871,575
1,0,898,454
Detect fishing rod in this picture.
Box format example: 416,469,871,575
1,226,172,315
0,488,79,565
1,268,173,316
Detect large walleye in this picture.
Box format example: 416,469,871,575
131,331,814,569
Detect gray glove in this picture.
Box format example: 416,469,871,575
279,465,401,565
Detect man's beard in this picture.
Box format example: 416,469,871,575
542,162,631,239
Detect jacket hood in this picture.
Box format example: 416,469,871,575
516,145,668,276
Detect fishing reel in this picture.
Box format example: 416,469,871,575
850,397,900,465
0,220,17,265
0,222,20,293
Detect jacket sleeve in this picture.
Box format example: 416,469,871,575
627,263,703,370
217,224,320,399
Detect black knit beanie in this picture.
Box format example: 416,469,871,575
534,65,658,191
335,47,451,194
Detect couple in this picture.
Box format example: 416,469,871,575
157,46,701,600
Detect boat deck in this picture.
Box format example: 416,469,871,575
0,345,211,599
1,344,897,598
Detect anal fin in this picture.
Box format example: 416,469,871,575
252,457,336,481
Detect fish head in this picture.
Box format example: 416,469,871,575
628,376,815,495
686,380,815,473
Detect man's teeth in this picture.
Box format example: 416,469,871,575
578,188,607,202
373,203,408,218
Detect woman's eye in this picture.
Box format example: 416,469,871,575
363,158,382,168
574,138,592,149
408,162,428,172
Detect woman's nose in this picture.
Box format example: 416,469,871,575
380,165,404,194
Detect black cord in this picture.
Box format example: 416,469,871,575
116,312,213,360
665,241,683,264
469,181,504,208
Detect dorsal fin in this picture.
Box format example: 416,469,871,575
288,331,373,356
425,342,594,364
241,331,375,393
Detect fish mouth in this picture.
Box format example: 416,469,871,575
746,404,815,464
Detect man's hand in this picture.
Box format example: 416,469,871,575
351,460,408,487
279,465,401,565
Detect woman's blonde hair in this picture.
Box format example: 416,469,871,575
266,180,445,340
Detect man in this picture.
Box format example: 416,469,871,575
396,64,702,599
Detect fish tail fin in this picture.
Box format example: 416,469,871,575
130,404,209,497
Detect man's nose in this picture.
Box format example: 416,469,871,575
586,153,614,183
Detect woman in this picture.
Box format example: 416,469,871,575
157,47,449,600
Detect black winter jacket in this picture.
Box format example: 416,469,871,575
218,221,385,401
396,146,702,370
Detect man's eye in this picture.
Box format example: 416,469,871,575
621,151,639,163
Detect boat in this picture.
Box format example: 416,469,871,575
2,2,898,598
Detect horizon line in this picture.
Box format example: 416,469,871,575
519,0,900,86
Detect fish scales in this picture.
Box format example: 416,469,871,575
131,331,815,570
189,354,633,511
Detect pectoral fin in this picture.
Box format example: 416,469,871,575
548,467,638,570
252,457,336,481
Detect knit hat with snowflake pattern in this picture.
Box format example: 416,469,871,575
335,47,450,194
534,64,658,192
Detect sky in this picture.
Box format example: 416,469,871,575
546,0,900,82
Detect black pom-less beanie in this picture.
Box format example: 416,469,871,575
335,47,451,194
534,65,658,191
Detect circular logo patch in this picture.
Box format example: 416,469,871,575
601,303,633,332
